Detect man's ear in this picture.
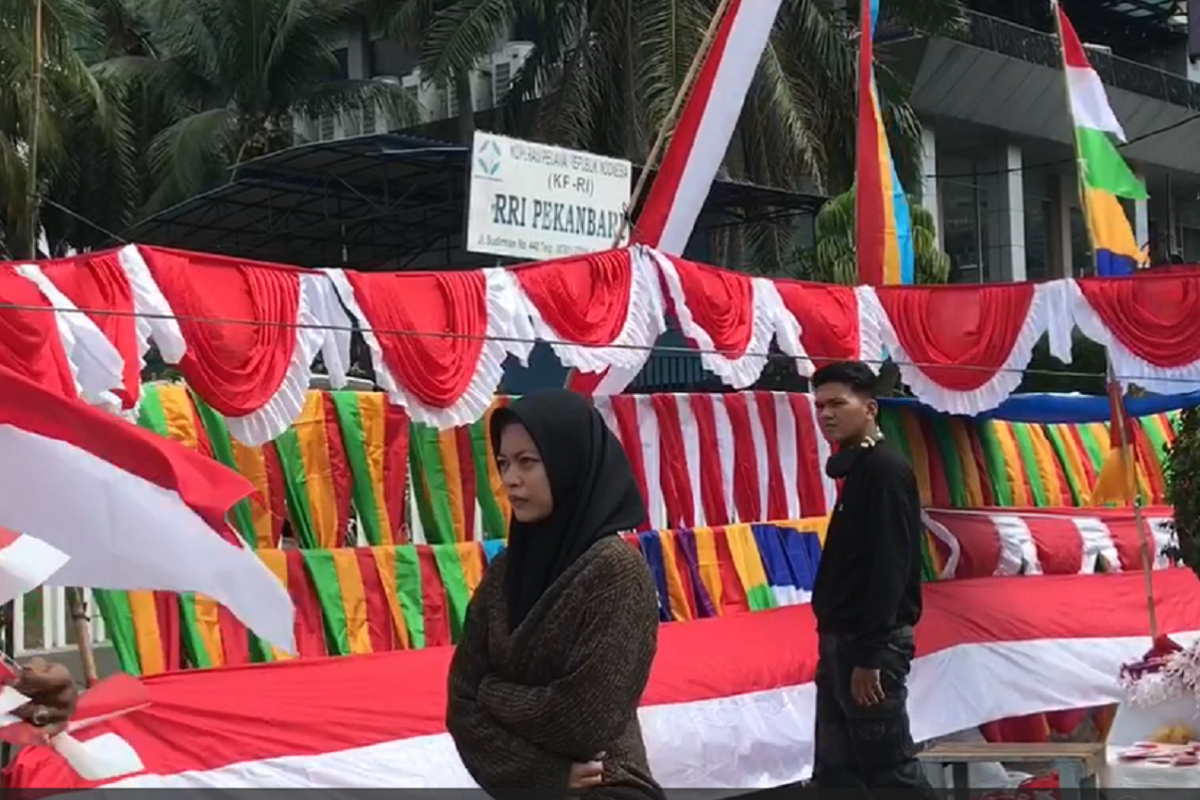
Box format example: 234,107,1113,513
866,398,879,422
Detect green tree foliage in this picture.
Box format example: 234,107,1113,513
1166,407,1200,575
789,186,951,284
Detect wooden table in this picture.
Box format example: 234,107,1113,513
918,742,1105,800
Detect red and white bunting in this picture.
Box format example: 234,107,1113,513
327,267,532,428
923,506,1176,579
8,244,1200,429
508,245,665,382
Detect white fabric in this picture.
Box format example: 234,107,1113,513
119,246,186,364
0,424,294,652
653,0,786,254
105,634,1197,789
0,533,70,607
1067,66,1128,140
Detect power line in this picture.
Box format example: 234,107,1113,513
921,111,1200,181
0,296,1191,388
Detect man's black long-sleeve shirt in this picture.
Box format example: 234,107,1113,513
811,440,923,668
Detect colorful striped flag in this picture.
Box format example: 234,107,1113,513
1055,2,1147,275
855,0,915,286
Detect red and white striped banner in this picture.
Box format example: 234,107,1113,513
924,506,1177,579
594,391,837,528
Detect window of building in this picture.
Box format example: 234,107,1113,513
1023,170,1054,281
938,153,990,284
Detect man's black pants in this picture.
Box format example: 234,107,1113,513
811,626,936,797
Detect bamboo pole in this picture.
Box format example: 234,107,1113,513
564,0,734,391
67,588,99,685
27,0,45,259
1052,0,1159,638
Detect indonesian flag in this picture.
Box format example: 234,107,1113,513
570,0,784,397
0,366,294,652
9,569,1200,789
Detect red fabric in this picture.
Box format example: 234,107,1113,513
787,394,828,517
511,250,633,344
632,0,741,248
284,549,328,658
608,395,652,530
40,249,141,407
138,248,302,418
382,404,411,543
652,394,694,528
925,510,1002,578
722,393,762,523
216,605,251,667
0,365,252,540
1056,5,1091,69
712,527,749,614
666,257,755,354
0,271,76,398
416,546,451,647
687,394,730,525
11,569,1200,788
854,0,885,286
355,548,395,652
154,591,183,673
753,392,790,521
1026,515,1086,575
773,280,862,366
318,394,354,546
876,283,1036,392
346,270,488,409
1076,271,1200,368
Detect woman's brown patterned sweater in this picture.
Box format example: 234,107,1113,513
446,536,664,799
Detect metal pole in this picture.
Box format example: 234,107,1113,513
27,0,45,259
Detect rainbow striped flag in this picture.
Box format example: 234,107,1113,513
855,0,914,286
94,522,827,675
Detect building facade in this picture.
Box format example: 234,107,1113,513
892,0,1200,282
319,1,1199,284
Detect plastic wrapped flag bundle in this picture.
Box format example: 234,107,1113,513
1119,634,1190,706
0,657,149,780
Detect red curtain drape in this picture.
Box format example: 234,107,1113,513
511,249,632,345
773,281,862,365
876,284,1036,392
667,257,755,354
346,270,489,408
140,248,302,418
1076,271,1200,367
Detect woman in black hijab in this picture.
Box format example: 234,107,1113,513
446,389,663,799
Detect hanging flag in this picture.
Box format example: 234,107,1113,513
572,0,785,397
0,365,295,653
1055,2,1148,276
1089,378,1142,506
855,0,915,286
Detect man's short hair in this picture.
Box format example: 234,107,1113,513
810,360,878,399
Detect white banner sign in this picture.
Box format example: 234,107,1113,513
467,132,632,261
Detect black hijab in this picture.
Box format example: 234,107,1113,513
490,389,646,631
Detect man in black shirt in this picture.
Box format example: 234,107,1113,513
809,361,933,796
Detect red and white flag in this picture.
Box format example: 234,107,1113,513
0,366,295,652
571,0,784,397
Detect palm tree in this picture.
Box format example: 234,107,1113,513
0,0,136,257
94,0,422,216
791,186,951,285
396,0,961,272
407,0,961,189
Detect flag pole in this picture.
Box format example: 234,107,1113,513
27,0,44,260
1053,0,1158,635
564,0,734,391
1108,360,1159,637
